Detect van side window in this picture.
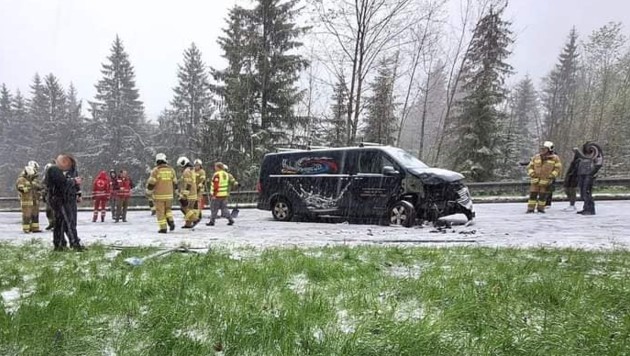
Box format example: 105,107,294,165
358,151,381,174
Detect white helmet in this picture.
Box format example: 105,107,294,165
193,159,203,166
543,141,554,150
155,153,167,163
223,164,229,171
24,166,36,177
28,160,40,171
177,156,191,167
44,163,53,171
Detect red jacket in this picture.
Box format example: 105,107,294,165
117,176,132,199
92,171,111,199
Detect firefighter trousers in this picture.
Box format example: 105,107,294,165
20,201,33,233
528,183,549,212
154,199,174,231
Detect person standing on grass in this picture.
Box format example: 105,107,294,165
526,141,562,214
206,162,237,226
45,154,85,251
145,153,177,233
108,169,119,220
115,170,132,222
91,170,110,222
574,142,604,216
562,151,580,211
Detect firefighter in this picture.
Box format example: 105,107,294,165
526,141,562,213
193,159,207,218
115,170,132,222
206,162,237,226
177,156,199,228
145,153,177,233
92,170,110,222
26,161,43,232
16,166,36,233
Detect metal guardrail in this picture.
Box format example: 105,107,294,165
1,178,628,211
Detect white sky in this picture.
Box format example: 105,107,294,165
1,0,629,120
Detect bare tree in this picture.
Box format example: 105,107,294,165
311,0,413,144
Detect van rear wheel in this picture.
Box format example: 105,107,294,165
389,201,416,227
272,197,293,222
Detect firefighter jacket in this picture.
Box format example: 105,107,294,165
146,164,177,201
194,168,207,193
179,167,198,201
527,153,562,186
117,176,133,199
16,175,33,207
28,175,43,202
92,170,111,199
211,169,237,198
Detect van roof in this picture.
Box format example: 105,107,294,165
265,145,399,157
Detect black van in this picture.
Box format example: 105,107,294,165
256,145,474,227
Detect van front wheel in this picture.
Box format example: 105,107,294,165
272,198,293,222
389,201,416,228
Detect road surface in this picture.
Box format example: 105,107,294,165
0,201,628,250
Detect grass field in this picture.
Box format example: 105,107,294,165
1,241,629,355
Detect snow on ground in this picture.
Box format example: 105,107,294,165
0,201,628,250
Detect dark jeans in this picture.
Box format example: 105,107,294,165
578,175,595,214
51,199,81,247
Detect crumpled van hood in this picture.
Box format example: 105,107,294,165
408,167,464,184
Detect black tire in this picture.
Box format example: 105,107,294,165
388,200,416,228
271,197,293,222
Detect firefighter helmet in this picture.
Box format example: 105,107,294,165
193,159,202,166
27,160,40,172
177,156,191,167
543,141,554,150
155,153,167,164
24,166,36,177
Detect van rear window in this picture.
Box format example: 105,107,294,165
281,156,339,174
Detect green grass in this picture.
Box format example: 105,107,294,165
1,242,629,355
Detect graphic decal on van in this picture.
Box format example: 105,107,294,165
281,157,339,175
287,181,352,210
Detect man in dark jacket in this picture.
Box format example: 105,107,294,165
109,169,119,220
45,154,85,251
574,142,604,215
562,151,580,211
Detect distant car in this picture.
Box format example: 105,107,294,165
256,145,474,227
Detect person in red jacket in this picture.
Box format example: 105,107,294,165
92,170,111,222
115,169,133,222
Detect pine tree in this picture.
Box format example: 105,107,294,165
40,74,67,155
91,36,147,178
171,43,213,158
63,83,84,153
451,6,513,181
250,0,309,139
28,74,48,160
541,28,579,159
325,74,348,147
0,84,11,136
363,60,397,145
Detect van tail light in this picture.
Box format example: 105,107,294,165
256,181,262,193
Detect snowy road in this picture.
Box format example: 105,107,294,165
0,201,628,250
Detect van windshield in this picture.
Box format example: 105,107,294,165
384,148,429,169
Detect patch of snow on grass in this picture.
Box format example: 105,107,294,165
1,288,21,314
336,309,356,334
387,264,423,279
312,327,324,342
288,273,309,296
104,250,121,260
394,299,424,322
173,325,210,343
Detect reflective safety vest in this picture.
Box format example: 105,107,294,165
212,170,230,198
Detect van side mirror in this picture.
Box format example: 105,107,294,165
383,166,399,176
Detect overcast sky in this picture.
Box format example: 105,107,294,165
1,0,629,120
